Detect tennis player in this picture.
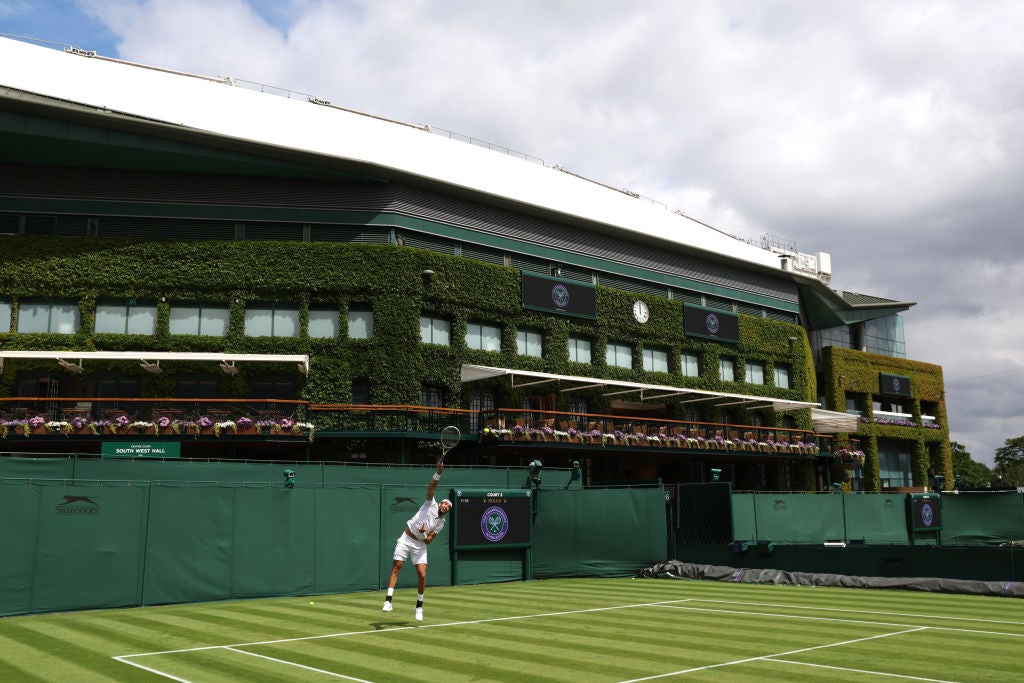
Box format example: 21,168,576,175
382,459,452,621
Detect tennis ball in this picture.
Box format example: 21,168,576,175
309,601,315,606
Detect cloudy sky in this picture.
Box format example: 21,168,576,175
3,0,1022,465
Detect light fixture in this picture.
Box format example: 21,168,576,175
422,269,434,280
140,359,163,374
933,474,945,492
57,358,85,373
283,469,295,489
710,468,722,482
297,362,308,375
220,361,239,376
832,482,843,494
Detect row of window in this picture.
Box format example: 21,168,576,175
1,301,790,388
0,300,373,340
428,316,790,387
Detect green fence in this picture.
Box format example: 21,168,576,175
729,491,1024,546
0,458,665,617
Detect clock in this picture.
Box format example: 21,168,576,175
632,300,649,323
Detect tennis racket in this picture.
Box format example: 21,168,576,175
439,425,461,463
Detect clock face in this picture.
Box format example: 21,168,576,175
632,300,649,323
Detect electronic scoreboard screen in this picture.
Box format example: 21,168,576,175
451,488,533,550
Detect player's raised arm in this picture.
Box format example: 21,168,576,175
426,459,444,500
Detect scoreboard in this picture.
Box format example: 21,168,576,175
450,488,533,550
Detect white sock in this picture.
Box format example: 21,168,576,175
386,588,394,598
417,593,424,602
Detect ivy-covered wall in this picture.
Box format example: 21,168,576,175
822,346,951,492
0,236,814,431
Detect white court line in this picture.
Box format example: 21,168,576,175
114,602,696,663
768,658,959,682
113,596,1021,681
691,597,1024,627
111,656,193,683
223,645,373,682
659,601,1024,638
618,626,931,683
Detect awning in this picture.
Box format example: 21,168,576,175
810,408,861,433
0,351,309,375
461,364,855,433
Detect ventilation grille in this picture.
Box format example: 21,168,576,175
310,225,389,243
244,222,304,241
462,243,505,266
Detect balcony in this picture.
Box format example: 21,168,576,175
308,404,834,457
0,396,311,441
2,398,836,460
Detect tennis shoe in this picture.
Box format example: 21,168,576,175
415,607,423,621
382,601,393,612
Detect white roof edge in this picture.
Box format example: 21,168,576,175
0,350,309,373
462,365,855,433
0,36,788,272
460,364,818,410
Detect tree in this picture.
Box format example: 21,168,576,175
949,441,992,489
993,436,1024,488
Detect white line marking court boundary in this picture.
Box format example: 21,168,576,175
113,597,1024,682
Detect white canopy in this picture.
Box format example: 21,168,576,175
461,364,856,433
0,351,309,375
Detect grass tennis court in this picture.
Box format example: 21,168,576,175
1,577,1021,681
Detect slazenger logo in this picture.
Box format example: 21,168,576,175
551,284,570,309
481,505,509,542
705,313,720,335
55,495,99,515
390,496,418,513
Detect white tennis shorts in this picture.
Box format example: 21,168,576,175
393,532,428,565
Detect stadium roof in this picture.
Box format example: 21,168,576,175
0,36,793,274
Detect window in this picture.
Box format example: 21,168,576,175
863,315,907,359
169,303,230,337
309,308,340,339
719,357,735,382
420,316,450,345
680,352,700,377
16,300,80,334
244,303,299,338
774,365,790,389
421,385,446,407
0,299,11,333
466,322,501,351
346,309,373,339
468,389,495,431
516,328,543,357
252,377,296,400
94,301,157,335
568,336,592,364
744,361,765,385
568,399,588,423
642,346,669,372
606,342,632,369
176,376,219,399
351,381,371,404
